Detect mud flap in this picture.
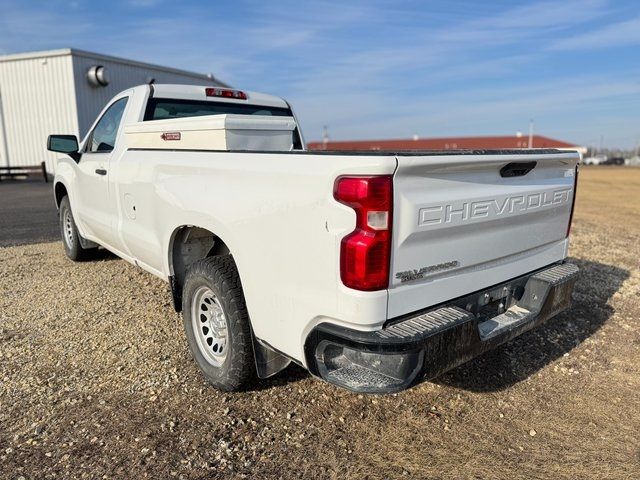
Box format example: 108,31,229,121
78,235,98,250
252,336,291,379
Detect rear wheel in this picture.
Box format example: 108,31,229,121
59,196,95,261
182,255,256,391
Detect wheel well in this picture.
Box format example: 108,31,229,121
169,226,231,312
54,182,68,208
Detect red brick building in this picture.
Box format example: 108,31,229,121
307,135,585,153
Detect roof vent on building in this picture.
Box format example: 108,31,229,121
87,65,109,87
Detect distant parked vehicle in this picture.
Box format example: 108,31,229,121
582,155,606,166
603,157,625,166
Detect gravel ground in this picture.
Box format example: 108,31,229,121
0,167,639,479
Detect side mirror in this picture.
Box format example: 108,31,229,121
47,134,81,162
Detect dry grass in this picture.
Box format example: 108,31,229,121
575,166,640,235
0,166,639,479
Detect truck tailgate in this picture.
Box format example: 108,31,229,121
388,151,579,319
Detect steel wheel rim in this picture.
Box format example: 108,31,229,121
191,286,229,366
63,209,74,248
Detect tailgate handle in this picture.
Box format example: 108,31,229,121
500,161,536,178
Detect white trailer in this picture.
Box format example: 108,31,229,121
0,48,225,174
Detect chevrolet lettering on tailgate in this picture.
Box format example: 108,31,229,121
418,187,572,228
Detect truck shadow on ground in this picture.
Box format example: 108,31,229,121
87,247,121,261
435,257,629,392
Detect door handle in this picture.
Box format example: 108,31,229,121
500,162,536,178
95,168,107,176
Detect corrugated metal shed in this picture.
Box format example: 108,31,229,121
0,48,225,174
0,52,77,175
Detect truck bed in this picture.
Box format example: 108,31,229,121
118,147,577,346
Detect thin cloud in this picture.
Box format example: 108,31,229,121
549,16,640,50
127,0,163,7
295,74,640,146
479,0,608,28
0,0,638,148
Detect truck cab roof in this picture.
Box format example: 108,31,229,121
148,84,290,109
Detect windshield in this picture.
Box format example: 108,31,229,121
144,98,293,121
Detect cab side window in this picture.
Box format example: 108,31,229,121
86,97,128,153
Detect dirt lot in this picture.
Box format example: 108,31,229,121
1,167,639,479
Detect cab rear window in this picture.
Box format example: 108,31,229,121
144,98,293,121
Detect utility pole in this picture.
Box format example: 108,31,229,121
528,119,534,149
322,125,329,143
322,125,329,150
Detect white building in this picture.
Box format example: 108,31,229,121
0,48,226,174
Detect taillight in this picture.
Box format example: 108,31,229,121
567,164,579,237
334,176,393,291
205,88,248,100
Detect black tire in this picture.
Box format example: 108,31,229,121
182,255,256,391
59,196,95,261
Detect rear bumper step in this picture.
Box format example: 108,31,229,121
305,262,579,393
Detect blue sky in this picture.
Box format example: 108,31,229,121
1,0,639,148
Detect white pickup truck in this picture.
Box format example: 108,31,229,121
48,84,580,393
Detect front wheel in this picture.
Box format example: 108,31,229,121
59,196,95,261
182,255,256,391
